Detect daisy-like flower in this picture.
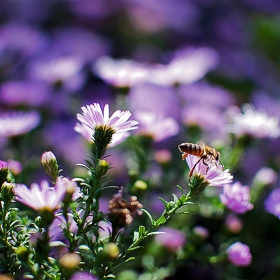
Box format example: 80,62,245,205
0,111,40,137
220,182,253,214
185,154,233,187
93,56,149,88
227,242,252,267
74,103,138,146
264,188,280,219
13,180,66,212
226,104,280,138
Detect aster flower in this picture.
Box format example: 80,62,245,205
0,80,50,107
13,180,66,212
227,242,252,267
70,271,99,280
226,104,280,138
155,227,186,252
185,154,233,187
28,55,85,91
147,47,219,86
0,111,40,137
93,56,149,88
134,110,179,142
264,188,280,219
220,182,253,214
74,103,138,146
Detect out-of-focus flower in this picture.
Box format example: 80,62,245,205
134,110,179,142
227,242,252,267
56,177,82,201
0,111,40,137
220,182,253,214
155,227,186,252
0,22,47,56
264,188,280,219
192,226,209,240
154,149,172,165
13,180,66,212
185,154,233,187
75,103,138,146
108,187,143,226
147,47,219,86
27,55,85,91
253,167,278,186
0,80,50,107
7,159,22,176
226,104,280,138
93,56,149,88
49,215,78,258
225,214,243,234
59,253,80,269
50,27,109,62
70,271,99,280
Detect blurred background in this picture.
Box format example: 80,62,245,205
1,1,280,279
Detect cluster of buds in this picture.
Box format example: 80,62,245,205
108,187,143,227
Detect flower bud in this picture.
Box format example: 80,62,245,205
41,151,59,180
225,214,243,234
15,246,29,261
100,243,119,261
59,253,81,269
1,182,15,203
0,160,9,187
96,159,109,177
131,180,148,195
154,149,172,165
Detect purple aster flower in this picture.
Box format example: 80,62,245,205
226,104,280,138
70,271,99,280
0,160,8,170
227,242,252,267
0,111,40,137
185,154,233,187
27,55,85,91
133,110,179,142
7,159,22,176
75,103,138,146
56,177,82,201
265,188,280,219
220,182,253,214
93,56,149,88
155,227,186,252
147,47,219,86
0,80,50,107
13,180,66,212
0,22,47,57
50,27,109,62
225,214,243,234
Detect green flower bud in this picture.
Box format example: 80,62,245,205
1,182,15,204
131,180,148,195
41,151,59,181
15,246,29,261
100,243,119,261
96,159,110,177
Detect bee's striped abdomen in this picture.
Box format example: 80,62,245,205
178,142,204,157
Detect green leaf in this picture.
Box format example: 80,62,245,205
141,209,154,225
158,197,168,210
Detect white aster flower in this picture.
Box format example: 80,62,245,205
74,103,138,146
13,180,66,212
226,104,280,138
185,154,233,187
0,111,40,137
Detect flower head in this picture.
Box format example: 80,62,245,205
0,111,40,137
74,103,138,146
155,227,186,252
227,242,252,267
185,154,233,187
220,182,253,214
226,104,280,138
265,188,280,219
13,180,66,212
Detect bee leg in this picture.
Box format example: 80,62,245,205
182,153,188,160
188,157,203,178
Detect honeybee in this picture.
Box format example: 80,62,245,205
178,142,221,178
